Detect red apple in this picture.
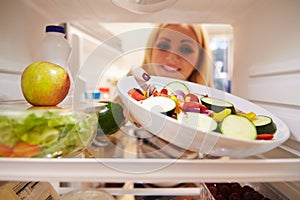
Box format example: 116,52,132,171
21,61,70,106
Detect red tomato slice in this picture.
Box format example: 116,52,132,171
12,142,40,157
160,88,168,95
0,144,13,157
256,134,274,140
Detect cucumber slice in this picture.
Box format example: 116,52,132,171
220,115,257,140
142,96,176,117
164,81,190,95
252,115,277,134
200,97,236,114
177,112,218,132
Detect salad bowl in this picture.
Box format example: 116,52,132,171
117,76,290,157
0,104,97,158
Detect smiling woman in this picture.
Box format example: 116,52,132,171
67,22,232,95
141,24,215,87
151,25,200,79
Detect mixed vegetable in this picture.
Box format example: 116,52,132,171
0,109,97,157
97,101,125,135
127,81,277,141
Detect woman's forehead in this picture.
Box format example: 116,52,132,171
157,24,198,43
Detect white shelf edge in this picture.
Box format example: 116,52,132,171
1,158,300,182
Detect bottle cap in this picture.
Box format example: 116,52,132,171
99,87,110,93
84,91,101,100
45,25,65,34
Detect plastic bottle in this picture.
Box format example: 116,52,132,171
41,25,71,71
40,25,73,101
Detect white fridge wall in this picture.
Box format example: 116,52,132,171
232,0,300,141
232,0,300,97
0,0,64,101
0,0,299,140
0,0,299,198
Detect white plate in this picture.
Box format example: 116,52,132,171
117,76,290,157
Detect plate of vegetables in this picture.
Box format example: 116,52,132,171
117,76,290,157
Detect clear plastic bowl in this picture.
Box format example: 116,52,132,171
0,105,97,158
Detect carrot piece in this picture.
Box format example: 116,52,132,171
128,88,146,101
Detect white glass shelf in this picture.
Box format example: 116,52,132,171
1,157,299,183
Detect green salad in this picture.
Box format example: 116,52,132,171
0,109,97,158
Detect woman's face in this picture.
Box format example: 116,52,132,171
150,24,201,80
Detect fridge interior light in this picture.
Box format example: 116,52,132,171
111,0,177,14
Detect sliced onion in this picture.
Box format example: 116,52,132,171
174,90,185,100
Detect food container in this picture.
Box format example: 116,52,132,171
0,104,98,158
204,182,275,200
60,189,115,200
0,181,59,200
117,75,290,158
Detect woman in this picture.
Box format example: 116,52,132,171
133,24,215,200
141,23,215,87
134,23,215,159
88,24,215,199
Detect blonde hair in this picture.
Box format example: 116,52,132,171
142,24,215,87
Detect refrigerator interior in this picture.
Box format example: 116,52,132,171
0,0,299,199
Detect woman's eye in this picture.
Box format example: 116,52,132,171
180,45,194,54
156,42,170,51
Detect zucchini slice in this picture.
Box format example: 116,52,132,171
164,81,190,95
220,115,257,140
142,96,176,117
200,97,236,114
177,112,218,132
252,115,277,134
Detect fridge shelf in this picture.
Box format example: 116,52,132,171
1,157,300,183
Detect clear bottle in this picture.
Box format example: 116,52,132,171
40,25,73,101
41,25,71,70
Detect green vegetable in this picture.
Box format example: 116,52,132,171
177,112,218,132
200,97,236,114
0,109,97,157
220,115,257,140
164,81,190,95
142,96,176,117
252,115,277,134
98,101,125,135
